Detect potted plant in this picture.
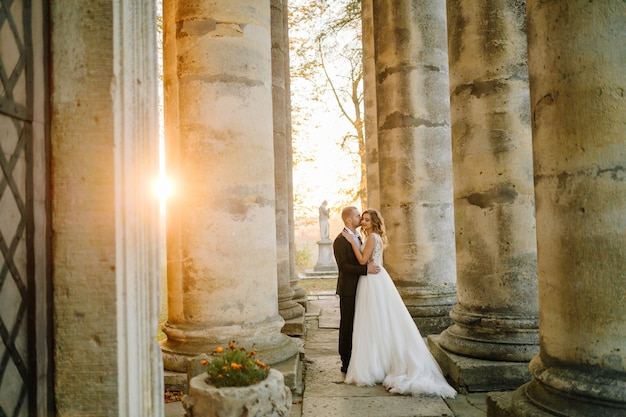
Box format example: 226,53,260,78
182,341,292,417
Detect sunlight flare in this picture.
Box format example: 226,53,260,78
153,175,173,201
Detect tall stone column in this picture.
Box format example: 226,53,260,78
284,0,308,310
431,0,539,392
506,2,626,415
51,1,163,415
161,0,298,373
271,0,305,336
362,0,379,209
372,0,456,334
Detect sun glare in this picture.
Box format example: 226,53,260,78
153,175,173,201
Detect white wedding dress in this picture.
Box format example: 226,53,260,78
344,233,456,398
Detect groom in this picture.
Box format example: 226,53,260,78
333,206,380,373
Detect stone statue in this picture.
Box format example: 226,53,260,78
319,200,330,241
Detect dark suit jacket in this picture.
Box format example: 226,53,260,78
333,231,367,297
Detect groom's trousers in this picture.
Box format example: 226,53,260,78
339,295,356,372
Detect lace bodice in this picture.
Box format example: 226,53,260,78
369,233,383,266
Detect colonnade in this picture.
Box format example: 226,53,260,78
158,0,626,415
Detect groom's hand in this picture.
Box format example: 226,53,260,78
367,263,380,274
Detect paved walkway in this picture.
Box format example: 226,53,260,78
165,292,488,417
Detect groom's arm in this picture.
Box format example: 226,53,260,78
333,238,367,276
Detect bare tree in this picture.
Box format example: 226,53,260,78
289,0,365,210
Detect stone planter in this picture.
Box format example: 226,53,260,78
182,368,292,417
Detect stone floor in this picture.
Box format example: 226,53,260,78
165,291,490,417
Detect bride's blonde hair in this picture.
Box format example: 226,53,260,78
362,209,388,248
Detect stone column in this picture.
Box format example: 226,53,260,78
362,0,379,209
372,0,456,335
431,0,539,392
505,2,626,415
271,0,305,336
51,1,163,415
284,0,308,310
161,0,298,373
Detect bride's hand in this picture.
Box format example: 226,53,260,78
341,230,355,243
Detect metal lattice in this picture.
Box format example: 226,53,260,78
0,0,35,415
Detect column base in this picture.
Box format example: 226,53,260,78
486,391,515,417
401,287,456,335
164,369,188,393
278,297,304,321
281,312,305,336
291,281,308,311
428,334,532,394
437,307,539,362
161,326,299,373
415,315,453,336
507,356,626,417
272,343,304,395
509,381,626,417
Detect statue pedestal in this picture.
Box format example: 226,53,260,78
300,239,338,279
313,239,337,273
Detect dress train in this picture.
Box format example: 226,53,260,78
344,233,456,398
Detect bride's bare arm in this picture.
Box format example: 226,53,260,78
341,230,375,265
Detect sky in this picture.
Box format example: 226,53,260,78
288,0,363,228
291,106,360,223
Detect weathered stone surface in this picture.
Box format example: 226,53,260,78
485,391,513,417
302,395,451,417
271,0,306,330
51,1,162,415
183,369,292,417
428,335,532,394
362,0,380,208
438,0,539,377
372,0,457,336
504,1,626,416
161,0,298,372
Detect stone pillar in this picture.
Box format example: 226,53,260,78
505,2,626,415
430,0,539,393
271,0,305,336
372,0,456,335
362,0,379,209
284,0,308,310
51,1,163,415
161,0,298,373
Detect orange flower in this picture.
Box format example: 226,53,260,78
213,347,224,354
201,359,208,366
217,374,223,379
230,363,242,370
221,366,228,371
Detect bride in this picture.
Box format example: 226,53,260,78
341,209,456,398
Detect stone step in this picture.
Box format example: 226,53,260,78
282,312,305,336
428,334,532,394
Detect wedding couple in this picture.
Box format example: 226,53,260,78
332,206,456,398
